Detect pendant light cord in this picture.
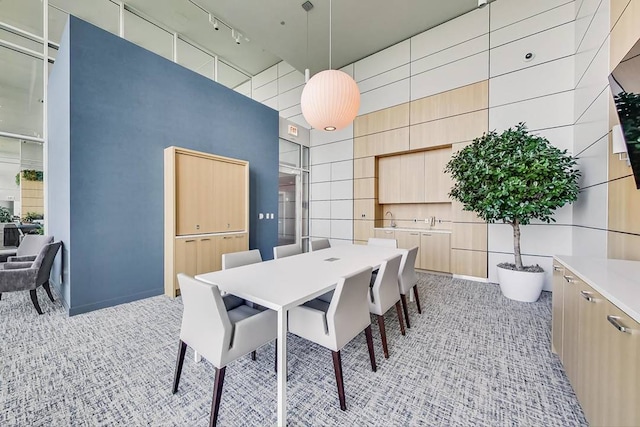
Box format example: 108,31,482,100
329,0,332,70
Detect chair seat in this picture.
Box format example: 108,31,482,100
317,291,334,304
227,304,261,324
303,298,330,313
222,294,245,311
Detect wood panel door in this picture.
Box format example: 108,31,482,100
424,148,452,202
551,262,565,356
197,237,216,274
378,156,401,203
176,153,214,235
420,233,450,272
396,230,421,268
212,160,247,233
399,152,424,203
174,238,198,288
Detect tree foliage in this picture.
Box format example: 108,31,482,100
445,123,580,269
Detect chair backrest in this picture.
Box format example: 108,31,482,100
35,241,62,287
326,266,373,350
370,254,403,315
273,243,302,259
310,239,331,251
398,246,419,294
367,237,398,248
177,274,232,368
222,249,262,270
17,234,53,257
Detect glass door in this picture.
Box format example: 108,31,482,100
278,139,309,249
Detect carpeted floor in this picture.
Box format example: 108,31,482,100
0,274,587,426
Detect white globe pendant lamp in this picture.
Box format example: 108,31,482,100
300,0,360,131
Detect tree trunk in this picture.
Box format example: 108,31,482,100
511,220,523,270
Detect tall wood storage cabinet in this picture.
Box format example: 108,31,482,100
164,147,249,298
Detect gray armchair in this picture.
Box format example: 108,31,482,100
0,234,54,263
0,241,62,314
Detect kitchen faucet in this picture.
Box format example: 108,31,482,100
385,211,396,228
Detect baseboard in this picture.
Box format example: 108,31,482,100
68,288,162,316
453,273,490,283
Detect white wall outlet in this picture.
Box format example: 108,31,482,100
259,213,264,220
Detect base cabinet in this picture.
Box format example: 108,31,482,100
552,261,639,426
396,230,421,269
420,232,450,273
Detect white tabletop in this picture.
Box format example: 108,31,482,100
196,244,405,310
554,255,640,323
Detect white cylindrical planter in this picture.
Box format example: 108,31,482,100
497,266,545,302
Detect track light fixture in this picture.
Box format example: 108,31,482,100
208,14,219,30
232,29,241,45
478,0,488,8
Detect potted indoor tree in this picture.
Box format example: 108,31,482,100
445,123,580,302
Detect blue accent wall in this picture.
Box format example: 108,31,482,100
49,17,279,315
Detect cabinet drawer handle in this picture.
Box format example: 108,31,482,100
185,240,196,243
553,265,562,271
607,315,631,334
580,291,595,302
223,236,232,240
563,275,575,283
410,233,419,236
422,234,431,237
235,235,243,238
201,239,210,242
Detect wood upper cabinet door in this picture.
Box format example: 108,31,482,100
176,153,214,235
561,272,581,391
551,262,565,356
212,160,247,233
378,156,401,203
174,238,198,288
420,233,450,272
396,230,421,268
424,147,452,202
601,301,639,427
399,152,425,203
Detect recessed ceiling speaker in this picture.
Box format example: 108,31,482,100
478,0,488,8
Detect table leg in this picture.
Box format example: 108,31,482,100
277,308,287,426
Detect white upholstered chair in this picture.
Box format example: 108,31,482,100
398,246,421,328
172,274,277,427
310,238,331,251
367,237,398,248
273,243,302,259
288,267,377,411
369,254,405,358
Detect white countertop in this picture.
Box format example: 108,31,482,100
375,227,452,234
554,255,640,323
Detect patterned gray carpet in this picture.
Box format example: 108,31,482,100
0,274,587,426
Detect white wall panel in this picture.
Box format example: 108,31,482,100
488,224,573,256
331,219,353,240
411,35,488,76
278,61,295,77
573,87,609,154
280,104,302,119
278,70,304,94
576,135,608,188
358,78,410,115
311,124,353,146
411,7,488,60
354,40,410,82
572,226,607,257
278,85,304,111
330,180,354,200
288,114,310,129
252,64,277,90
488,252,556,291
535,125,575,152
491,0,573,31
411,52,489,100
490,22,574,77
575,0,604,51
311,163,331,183
262,96,278,110
358,64,410,94
340,63,354,78
575,0,609,83
252,80,278,102
574,44,609,121
310,200,331,219
234,80,251,97
310,140,353,165
489,91,574,131
490,2,575,47
310,182,331,201
489,56,574,107
310,219,331,238
331,160,353,181
572,183,607,228
331,200,353,220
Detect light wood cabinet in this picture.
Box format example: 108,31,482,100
400,152,425,203
378,156,401,204
374,229,395,240
420,232,450,272
553,260,640,426
395,230,421,269
165,147,249,298
424,148,452,202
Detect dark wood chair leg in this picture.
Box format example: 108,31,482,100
377,315,389,359
172,340,188,394
251,350,256,361
30,290,43,315
395,302,406,336
209,366,226,427
413,285,422,314
43,281,55,302
400,294,411,329
331,350,346,411
364,325,377,372
0,292,2,300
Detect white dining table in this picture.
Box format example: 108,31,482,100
195,243,405,426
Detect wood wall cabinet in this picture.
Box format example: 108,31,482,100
165,147,249,297
552,258,640,426
377,147,451,204
420,232,450,273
